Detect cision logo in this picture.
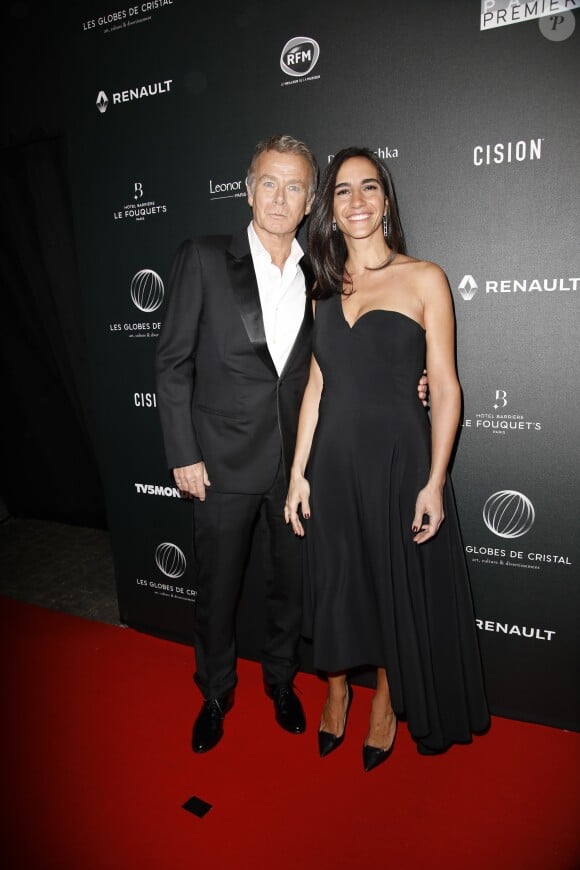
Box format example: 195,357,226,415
95,79,172,113
456,272,578,300
133,391,157,408
473,137,543,166
462,388,542,438
113,181,168,223
280,36,321,86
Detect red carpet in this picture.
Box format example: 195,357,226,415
1,597,578,869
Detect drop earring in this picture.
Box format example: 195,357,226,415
383,213,389,237
332,219,337,232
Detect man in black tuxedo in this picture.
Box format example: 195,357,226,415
155,135,317,752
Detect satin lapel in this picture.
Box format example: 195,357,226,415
280,256,314,378
280,294,313,379
226,234,278,378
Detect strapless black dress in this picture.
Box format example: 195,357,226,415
304,294,489,753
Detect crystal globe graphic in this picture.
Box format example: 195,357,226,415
131,269,164,313
155,542,186,579
482,490,535,539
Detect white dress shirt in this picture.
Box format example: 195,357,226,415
247,222,306,376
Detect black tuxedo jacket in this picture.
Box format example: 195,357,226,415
155,229,314,493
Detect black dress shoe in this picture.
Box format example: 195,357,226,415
192,693,233,753
318,684,352,757
363,719,397,772
266,683,306,734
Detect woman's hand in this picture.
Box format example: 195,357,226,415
284,476,311,537
412,484,445,544
417,369,429,407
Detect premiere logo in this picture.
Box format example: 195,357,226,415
483,490,535,539
155,542,186,579
539,11,576,40
481,0,580,31
130,269,164,312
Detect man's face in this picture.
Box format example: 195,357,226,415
247,150,314,242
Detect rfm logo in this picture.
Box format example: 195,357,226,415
280,36,320,77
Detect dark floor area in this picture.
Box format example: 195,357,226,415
0,516,120,625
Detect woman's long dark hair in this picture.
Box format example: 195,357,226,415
308,147,406,299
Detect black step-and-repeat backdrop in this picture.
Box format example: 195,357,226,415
66,0,579,730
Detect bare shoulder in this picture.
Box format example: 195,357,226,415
396,256,445,280
398,258,449,297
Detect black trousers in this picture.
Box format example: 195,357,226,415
192,465,303,699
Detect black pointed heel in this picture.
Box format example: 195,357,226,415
318,684,352,758
363,719,397,772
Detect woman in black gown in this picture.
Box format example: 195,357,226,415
285,147,489,770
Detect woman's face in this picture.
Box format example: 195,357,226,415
332,156,387,242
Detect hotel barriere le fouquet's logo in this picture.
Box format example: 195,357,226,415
113,181,169,223
462,387,543,439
